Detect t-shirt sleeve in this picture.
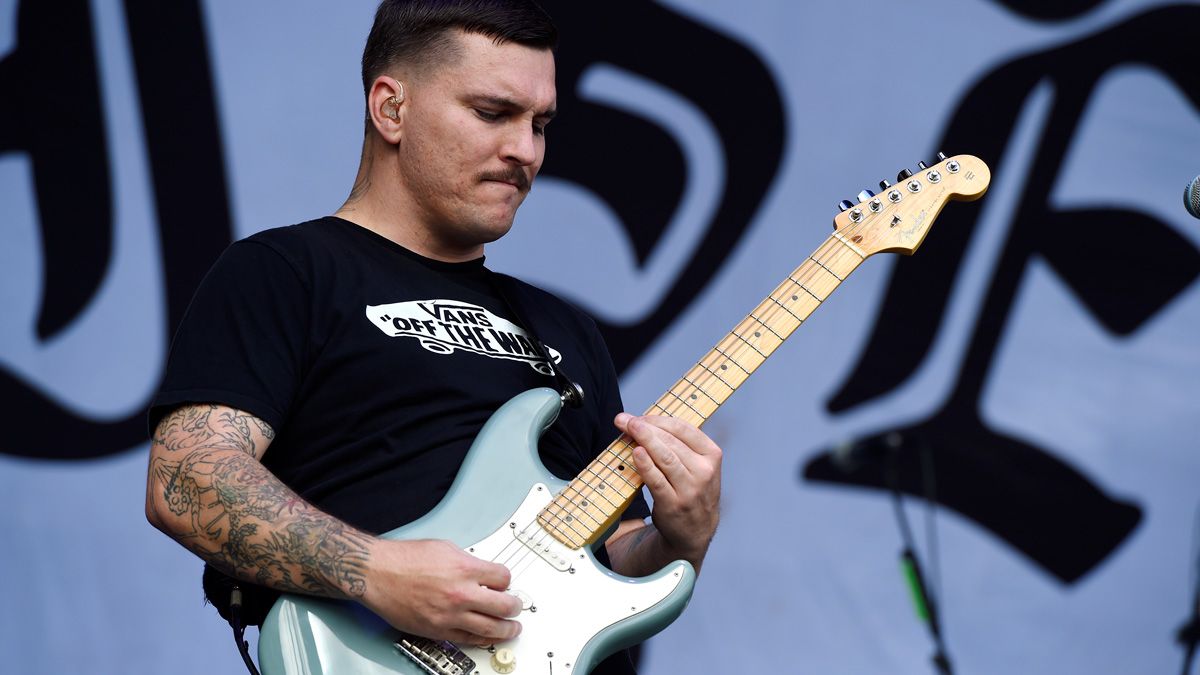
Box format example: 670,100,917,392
147,239,310,435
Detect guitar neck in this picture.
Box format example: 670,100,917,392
539,231,869,548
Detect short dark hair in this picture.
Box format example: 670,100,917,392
361,0,558,96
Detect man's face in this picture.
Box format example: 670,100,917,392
396,31,556,253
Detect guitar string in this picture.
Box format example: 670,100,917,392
480,178,944,630
489,225,870,581
496,230,869,580
487,216,876,584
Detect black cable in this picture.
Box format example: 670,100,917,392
229,585,262,675
1178,503,1200,675
886,443,953,675
920,440,943,608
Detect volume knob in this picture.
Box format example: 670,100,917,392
491,648,516,673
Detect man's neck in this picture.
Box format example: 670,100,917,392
333,180,484,264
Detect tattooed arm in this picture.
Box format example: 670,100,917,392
145,403,522,644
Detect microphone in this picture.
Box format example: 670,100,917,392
1186,175,1200,219
831,431,905,472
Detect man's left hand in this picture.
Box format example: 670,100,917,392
614,412,722,567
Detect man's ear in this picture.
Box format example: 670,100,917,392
367,76,406,144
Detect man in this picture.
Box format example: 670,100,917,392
145,1,721,672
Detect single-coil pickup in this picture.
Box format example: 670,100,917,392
515,525,574,571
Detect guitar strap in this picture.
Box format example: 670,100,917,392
487,271,586,410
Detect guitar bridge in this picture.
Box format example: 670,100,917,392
394,634,476,675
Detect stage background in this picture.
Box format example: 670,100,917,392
3,0,1199,672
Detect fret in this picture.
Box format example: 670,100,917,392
766,295,803,323
577,471,623,510
699,353,749,388
559,486,606,527
731,331,768,359
551,509,593,540
538,233,868,549
694,362,736,394
788,275,825,303
666,389,709,420
600,447,641,490
735,318,784,352
808,255,844,281
713,346,753,375
682,374,723,406
748,313,786,342
541,508,589,541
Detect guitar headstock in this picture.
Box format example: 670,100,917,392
832,153,990,257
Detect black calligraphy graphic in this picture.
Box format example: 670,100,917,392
0,0,233,459
539,1,787,372
0,1,780,459
804,5,1200,583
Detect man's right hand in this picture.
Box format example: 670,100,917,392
362,539,523,645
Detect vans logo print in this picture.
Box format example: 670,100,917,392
366,300,561,375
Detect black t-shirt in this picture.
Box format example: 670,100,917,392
150,217,648,671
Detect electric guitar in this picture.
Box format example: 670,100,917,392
257,153,991,675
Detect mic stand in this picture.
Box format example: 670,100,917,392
884,437,953,675
1179,550,1200,675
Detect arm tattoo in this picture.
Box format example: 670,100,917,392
153,404,274,458
150,405,371,599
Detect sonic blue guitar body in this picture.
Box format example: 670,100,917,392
258,388,697,675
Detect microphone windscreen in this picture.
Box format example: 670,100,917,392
1186,175,1200,219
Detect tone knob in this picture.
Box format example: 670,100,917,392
837,199,855,212
491,648,516,673
857,189,876,202
878,179,891,190
897,168,914,181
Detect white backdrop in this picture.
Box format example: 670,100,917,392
2,0,1199,673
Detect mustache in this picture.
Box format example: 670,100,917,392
479,168,531,192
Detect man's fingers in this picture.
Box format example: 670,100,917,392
630,414,722,459
469,584,523,619
449,613,522,645
631,445,675,499
463,613,521,642
472,559,513,591
618,414,710,484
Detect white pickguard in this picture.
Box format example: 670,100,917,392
451,484,686,674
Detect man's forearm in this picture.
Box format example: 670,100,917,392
146,406,373,600
604,521,709,578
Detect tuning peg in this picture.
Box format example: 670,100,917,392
879,179,891,190
936,151,947,162
897,168,914,181
917,161,928,170
837,199,855,212
857,189,876,202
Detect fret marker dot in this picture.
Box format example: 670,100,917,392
720,364,728,370
792,295,798,300
581,501,588,507
618,464,625,471
754,331,761,337
691,394,698,400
